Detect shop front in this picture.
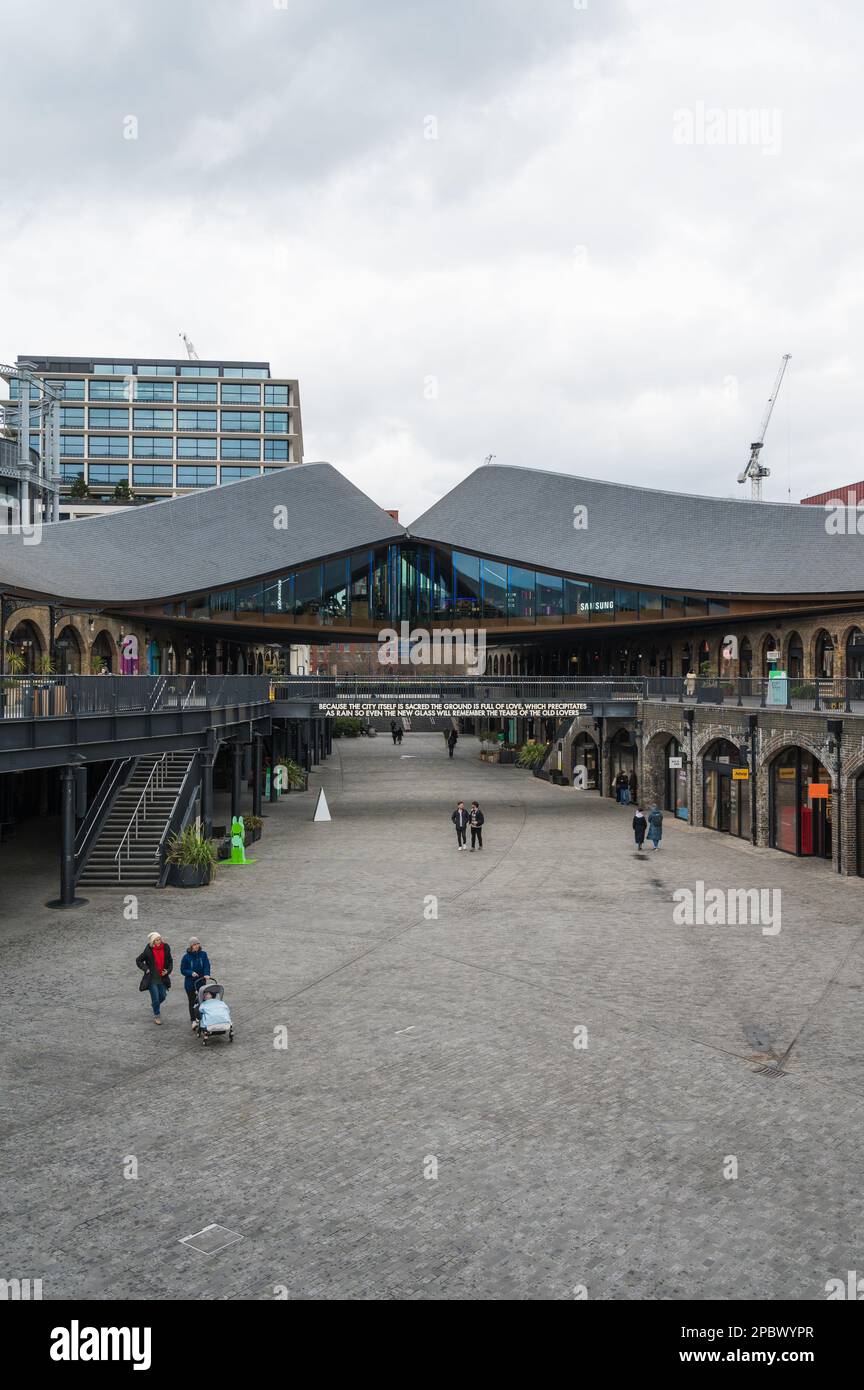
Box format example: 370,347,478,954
703,738,750,838
572,732,599,790
665,737,689,820
770,747,832,858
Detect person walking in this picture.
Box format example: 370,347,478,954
469,801,485,851
633,807,647,849
136,931,173,1024
447,727,459,759
390,719,399,745
685,669,697,698
451,800,469,849
180,936,212,1028
396,723,403,744
647,804,664,850
619,771,631,806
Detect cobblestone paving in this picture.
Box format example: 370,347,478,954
2,733,864,1300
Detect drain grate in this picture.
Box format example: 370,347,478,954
753,1063,786,1078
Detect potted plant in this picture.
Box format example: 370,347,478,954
280,759,308,793
245,814,264,843
165,826,217,887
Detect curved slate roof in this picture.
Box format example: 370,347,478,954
0,463,405,605
408,464,863,596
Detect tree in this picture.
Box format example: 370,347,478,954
69,475,89,499
113,479,133,502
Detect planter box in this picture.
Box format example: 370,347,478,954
167,863,212,888
246,827,261,844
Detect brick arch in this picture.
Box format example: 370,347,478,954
758,732,835,782
809,626,836,679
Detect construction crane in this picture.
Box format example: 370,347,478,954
738,353,791,501
179,333,200,361
483,454,496,466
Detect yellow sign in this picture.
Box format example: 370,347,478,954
732,768,749,781
777,767,796,780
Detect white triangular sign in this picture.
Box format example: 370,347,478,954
313,788,332,822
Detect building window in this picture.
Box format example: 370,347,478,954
88,463,130,484
220,465,261,481
222,366,268,378
93,363,134,375
177,437,217,459
221,383,261,404
133,464,174,487
177,410,217,431
89,379,131,401
138,365,177,376
89,407,130,430
177,382,217,403
771,747,832,858
59,407,85,428
9,379,41,399
134,380,174,402
221,438,260,461
264,383,289,406
133,436,173,458
177,465,217,487
264,439,289,461
263,411,289,433
48,378,85,399
89,435,129,458
220,410,261,432
132,409,173,431
60,435,85,457
59,462,86,481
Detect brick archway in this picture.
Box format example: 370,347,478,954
643,729,682,811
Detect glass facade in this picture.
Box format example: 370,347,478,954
221,384,260,404
89,380,131,400
221,411,261,432
177,382,217,402
221,438,260,460
177,437,217,459
264,440,289,460
133,464,174,486
136,381,175,401
177,465,217,487
133,436,173,458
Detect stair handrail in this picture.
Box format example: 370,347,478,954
114,754,168,879
74,756,135,878
154,753,199,862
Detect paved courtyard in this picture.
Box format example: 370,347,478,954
3,731,864,1301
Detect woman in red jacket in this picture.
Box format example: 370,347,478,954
136,931,173,1024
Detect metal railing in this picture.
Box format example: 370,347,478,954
0,673,272,720
114,754,168,881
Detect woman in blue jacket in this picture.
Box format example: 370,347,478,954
180,937,212,1026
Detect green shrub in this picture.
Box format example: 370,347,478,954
165,826,218,869
333,715,365,737
516,742,550,769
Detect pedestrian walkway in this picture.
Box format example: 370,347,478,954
2,733,863,1300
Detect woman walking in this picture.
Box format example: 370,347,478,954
633,807,647,849
647,805,664,851
136,931,173,1024
180,936,211,1027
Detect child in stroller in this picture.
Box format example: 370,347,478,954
193,977,234,1046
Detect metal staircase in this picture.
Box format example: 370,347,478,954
78,752,195,889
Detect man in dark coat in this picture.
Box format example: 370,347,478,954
469,801,485,851
447,728,459,758
451,800,469,849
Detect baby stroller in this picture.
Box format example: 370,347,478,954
193,977,234,1047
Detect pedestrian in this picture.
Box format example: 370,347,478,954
447,727,458,759
180,935,212,1028
390,719,399,745
620,771,631,806
633,807,647,849
451,800,469,849
685,669,697,698
136,931,173,1025
396,723,403,744
614,771,625,803
469,801,485,851
647,804,664,850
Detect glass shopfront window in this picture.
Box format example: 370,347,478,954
639,591,662,618
235,583,263,616
771,747,832,858
264,575,292,615
536,573,563,624
615,588,638,621
508,566,535,622
665,738,688,819
350,551,371,623
371,548,390,623
294,564,323,618
322,558,349,623
454,552,481,619
481,559,508,621
565,579,591,619
702,738,749,837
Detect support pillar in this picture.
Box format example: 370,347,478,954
46,764,88,908
231,741,243,821
253,733,263,818
201,751,214,840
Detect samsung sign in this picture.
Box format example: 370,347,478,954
579,600,615,612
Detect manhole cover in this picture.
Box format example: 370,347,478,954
753,1064,786,1078
179,1223,243,1255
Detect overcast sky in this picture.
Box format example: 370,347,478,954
1,0,861,522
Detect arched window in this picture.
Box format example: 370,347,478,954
786,631,804,679
7,620,44,673
762,634,778,677
739,636,753,678
847,628,864,680
814,630,834,679
55,625,83,674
